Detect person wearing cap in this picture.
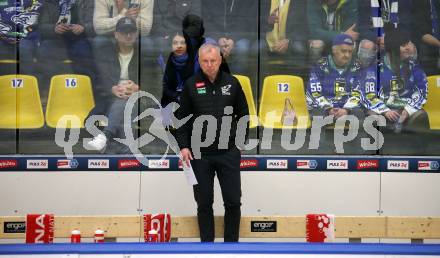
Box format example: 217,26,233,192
306,34,362,119
92,0,153,61
306,34,365,153
86,17,140,153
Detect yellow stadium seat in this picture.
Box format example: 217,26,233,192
259,75,311,129
425,75,440,129
233,75,258,128
46,74,95,128
0,75,44,129
0,59,18,64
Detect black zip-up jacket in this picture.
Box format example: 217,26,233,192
176,70,249,154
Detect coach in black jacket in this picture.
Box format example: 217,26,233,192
176,43,249,242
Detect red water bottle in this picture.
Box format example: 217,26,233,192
70,229,81,243
94,229,105,243
146,229,158,242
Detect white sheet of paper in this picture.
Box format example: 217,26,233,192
183,162,198,186
161,105,173,127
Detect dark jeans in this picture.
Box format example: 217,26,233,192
101,97,139,154
191,147,242,242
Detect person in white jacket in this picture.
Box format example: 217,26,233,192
94,0,153,36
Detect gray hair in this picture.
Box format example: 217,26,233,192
358,39,376,52
198,43,221,57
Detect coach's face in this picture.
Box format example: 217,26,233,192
199,48,222,80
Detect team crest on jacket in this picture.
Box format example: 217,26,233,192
196,81,206,94
195,82,205,88
221,84,231,95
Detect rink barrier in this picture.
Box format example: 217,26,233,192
1,216,439,243
0,155,440,172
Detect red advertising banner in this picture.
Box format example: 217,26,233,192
25,214,54,243
306,214,335,242
143,214,171,242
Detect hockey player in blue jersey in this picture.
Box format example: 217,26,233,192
357,29,429,132
306,34,363,119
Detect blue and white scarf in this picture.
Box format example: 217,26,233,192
371,0,398,36
431,0,440,39
57,0,75,24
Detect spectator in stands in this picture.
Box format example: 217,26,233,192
87,17,140,153
201,0,257,74
356,39,401,122
306,34,365,153
357,0,413,47
307,0,358,63
306,34,362,119
161,33,188,108
150,0,201,56
357,39,378,69
160,33,190,128
413,0,440,76
92,0,153,57
261,0,308,70
376,29,428,131
0,0,43,75
38,0,95,76
160,14,230,130
356,0,413,65
182,14,230,76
